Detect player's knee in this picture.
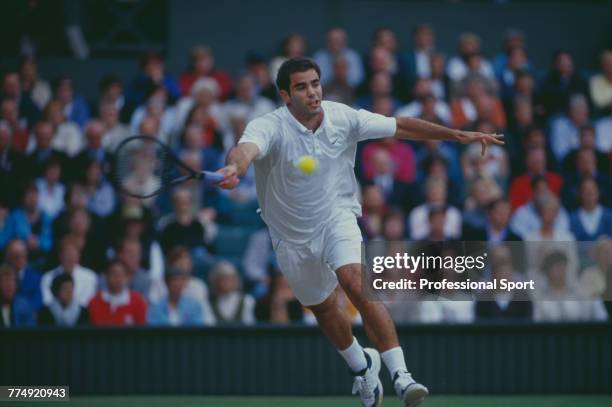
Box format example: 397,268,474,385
336,264,363,302
307,290,338,316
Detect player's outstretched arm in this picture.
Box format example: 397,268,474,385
216,142,260,189
394,117,504,156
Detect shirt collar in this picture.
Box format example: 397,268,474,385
283,102,333,135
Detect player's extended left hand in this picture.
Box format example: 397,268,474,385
456,131,505,156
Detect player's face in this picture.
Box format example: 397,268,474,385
282,69,322,117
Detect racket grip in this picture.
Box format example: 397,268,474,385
201,171,225,183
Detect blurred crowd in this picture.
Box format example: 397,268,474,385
0,25,611,328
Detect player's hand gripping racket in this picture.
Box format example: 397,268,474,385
114,135,224,198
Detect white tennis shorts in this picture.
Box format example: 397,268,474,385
271,210,362,306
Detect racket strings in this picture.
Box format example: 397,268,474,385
114,137,177,198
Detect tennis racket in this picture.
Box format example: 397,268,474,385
113,135,224,198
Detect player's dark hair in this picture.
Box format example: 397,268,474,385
275,57,321,95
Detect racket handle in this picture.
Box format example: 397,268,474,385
201,171,225,183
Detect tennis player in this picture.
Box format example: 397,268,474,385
217,58,503,407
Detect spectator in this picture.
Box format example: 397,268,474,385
426,205,452,241
53,76,90,128
269,33,307,85
408,177,462,240
148,246,212,321
361,137,416,184
429,53,451,102
314,27,364,87
147,268,204,326
158,187,208,254
510,176,570,240
25,120,65,180
492,29,528,77
1,99,30,153
82,160,116,218
102,238,152,299
464,197,522,242
363,147,415,211
355,72,400,112
129,86,177,145
244,52,278,104
255,272,304,323
179,46,232,100
223,74,275,125
322,55,356,106
53,208,106,273
35,157,65,220
98,75,127,122
534,251,607,322
360,46,409,102
42,99,83,158
0,265,35,327
72,120,110,178
446,32,495,85
19,56,52,111
549,94,591,163
358,184,387,241
4,239,42,311
536,50,590,119
450,77,506,130
1,71,39,128
508,147,562,210
126,52,180,112
108,197,163,277
0,121,26,207
420,153,463,208
38,273,89,326
505,71,538,132
475,244,533,320
395,78,451,125
589,49,612,116
175,78,224,138
0,183,53,264
497,46,532,100
562,124,609,175
99,99,130,153
242,227,278,298
525,193,579,277
562,148,612,208
208,261,255,325
402,24,436,85
462,177,503,232
41,237,97,307
415,139,462,183
569,177,612,241
579,238,612,317
88,260,147,326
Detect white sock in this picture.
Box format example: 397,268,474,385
338,337,368,373
381,347,408,378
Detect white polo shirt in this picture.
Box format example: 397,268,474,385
238,100,396,244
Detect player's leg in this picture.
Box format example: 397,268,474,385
273,237,382,406
336,263,399,351
336,263,429,407
307,289,383,407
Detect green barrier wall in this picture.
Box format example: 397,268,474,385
1,323,610,396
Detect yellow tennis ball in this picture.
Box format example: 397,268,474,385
295,155,318,174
